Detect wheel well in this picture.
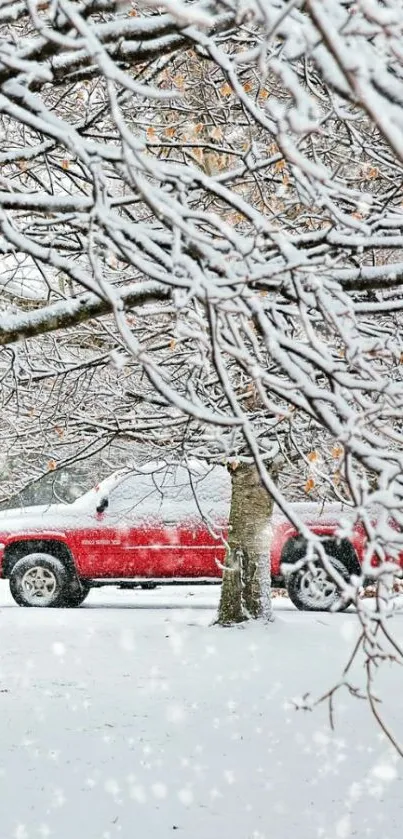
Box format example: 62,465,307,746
280,535,361,578
3,540,76,579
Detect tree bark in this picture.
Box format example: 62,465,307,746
216,462,276,626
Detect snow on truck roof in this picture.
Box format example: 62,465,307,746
73,461,355,525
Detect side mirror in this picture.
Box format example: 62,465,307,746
96,496,109,514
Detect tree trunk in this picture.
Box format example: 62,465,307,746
216,462,276,626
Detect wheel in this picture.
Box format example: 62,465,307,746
9,553,70,608
64,580,91,607
286,546,351,612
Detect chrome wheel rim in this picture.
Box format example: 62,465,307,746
21,566,57,605
299,566,338,609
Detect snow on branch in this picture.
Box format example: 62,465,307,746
0,281,170,344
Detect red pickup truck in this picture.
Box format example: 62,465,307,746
0,460,388,611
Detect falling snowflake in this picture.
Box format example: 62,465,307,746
151,783,167,799
178,788,194,805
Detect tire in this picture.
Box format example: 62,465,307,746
64,580,91,607
286,544,351,612
9,553,70,608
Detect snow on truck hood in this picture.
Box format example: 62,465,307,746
0,503,68,521
0,502,89,535
273,501,356,523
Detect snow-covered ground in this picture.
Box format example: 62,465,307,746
0,583,402,839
